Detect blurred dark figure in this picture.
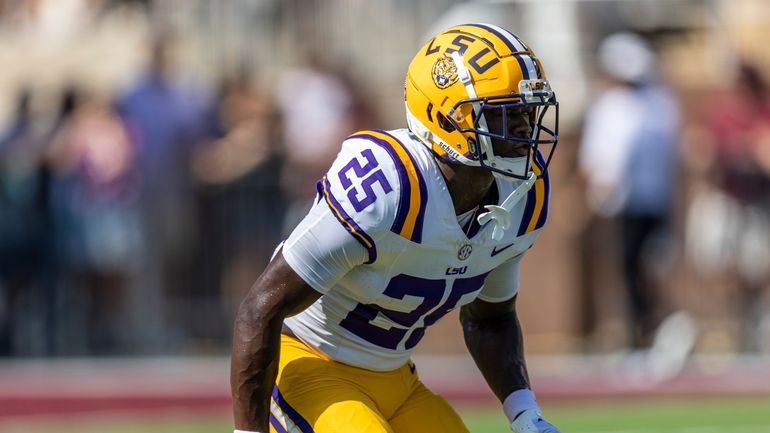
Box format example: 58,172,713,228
47,90,144,354
116,33,214,351
684,61,770,353
0,87,56,356
579,33,683,350
190,69,286,337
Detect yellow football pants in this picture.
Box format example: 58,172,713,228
269,334,470,433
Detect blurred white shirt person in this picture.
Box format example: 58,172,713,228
580,33,682,349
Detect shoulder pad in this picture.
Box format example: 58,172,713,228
515,150,550,236
318,130,428,248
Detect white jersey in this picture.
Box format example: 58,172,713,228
282,129,550,371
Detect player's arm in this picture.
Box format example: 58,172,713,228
460,257,560,433
461,296,528,399
230,133,394,432
230,253,321,432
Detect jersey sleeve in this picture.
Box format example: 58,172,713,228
476,253,524,303
282,132,407,292
282,199,369,294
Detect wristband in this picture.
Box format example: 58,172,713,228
503,388,541,423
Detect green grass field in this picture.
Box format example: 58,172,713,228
463,398,770,433
4,398,770,433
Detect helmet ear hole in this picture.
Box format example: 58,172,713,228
437,112,455,133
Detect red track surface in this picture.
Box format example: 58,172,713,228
1,354,769,421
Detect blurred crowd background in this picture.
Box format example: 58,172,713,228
1,0,770,363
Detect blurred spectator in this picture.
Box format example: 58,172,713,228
579,33,682,350
116,33,215,351
684,61,770,353
191,69,286,322
47,89,144,354
0,87,56,356
274,51,356,234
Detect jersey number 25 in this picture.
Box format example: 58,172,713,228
340,273,487,350
338,149,393,212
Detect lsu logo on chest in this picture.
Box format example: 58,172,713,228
445,266,467,275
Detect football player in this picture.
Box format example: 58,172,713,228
231,23,560,433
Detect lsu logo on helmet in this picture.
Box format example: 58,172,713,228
432,56,458,89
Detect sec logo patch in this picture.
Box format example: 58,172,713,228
457,244,473,261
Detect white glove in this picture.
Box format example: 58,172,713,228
510,409,561,433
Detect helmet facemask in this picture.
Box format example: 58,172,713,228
446,82,558,181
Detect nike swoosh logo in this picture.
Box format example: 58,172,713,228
491,243,515,257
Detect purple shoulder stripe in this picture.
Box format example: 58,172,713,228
349,130,427,243
316,177,377,264
533,151,550,230
516,151,549,236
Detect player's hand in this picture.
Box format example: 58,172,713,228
510,409,561,433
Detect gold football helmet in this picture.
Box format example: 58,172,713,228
405,23,558,180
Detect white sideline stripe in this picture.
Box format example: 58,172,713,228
586,425,770,433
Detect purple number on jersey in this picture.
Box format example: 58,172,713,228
339,274,443,350
337,149,393,212
339,273,488,350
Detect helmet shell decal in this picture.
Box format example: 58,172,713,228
405,23,558,179
432,56,458,89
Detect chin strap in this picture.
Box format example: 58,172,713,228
477,171,537,241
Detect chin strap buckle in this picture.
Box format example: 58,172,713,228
477,172,537,240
